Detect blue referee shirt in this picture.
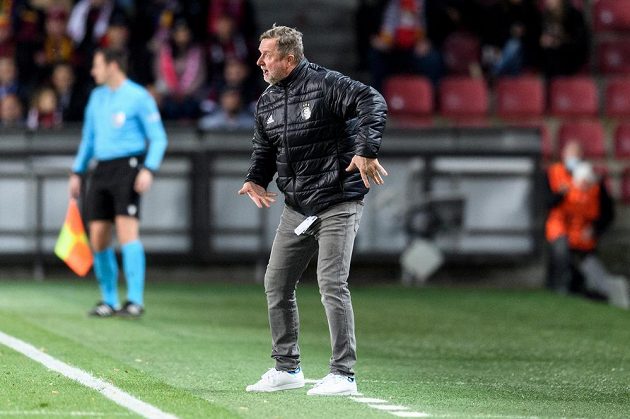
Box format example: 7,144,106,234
72,79,168,174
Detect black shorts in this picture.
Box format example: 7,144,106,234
86,155,144,222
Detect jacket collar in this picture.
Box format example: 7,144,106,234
276,58,308,88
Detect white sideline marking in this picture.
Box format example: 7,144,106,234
304,378,320,384
390,412,430,418
369,404,410,411
0,330,177,419
350,397,388,404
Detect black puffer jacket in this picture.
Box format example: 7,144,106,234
245,59,388,216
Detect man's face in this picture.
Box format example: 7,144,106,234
256,38,293,85
90,52,109,85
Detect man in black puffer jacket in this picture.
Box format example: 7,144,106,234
240,25,388,396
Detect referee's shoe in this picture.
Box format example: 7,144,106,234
88,302,117,317
116,301,144,318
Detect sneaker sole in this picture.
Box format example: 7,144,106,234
246,382,305,392
307,389,360,396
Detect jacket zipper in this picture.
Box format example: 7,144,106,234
282,86,301,209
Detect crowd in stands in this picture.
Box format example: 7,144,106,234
0,0,628,151
357,0,592,92
0,0,260,130
363,0,630,204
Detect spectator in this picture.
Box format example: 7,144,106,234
538,0,589,77
101,10,129,53
206,0,257,44
67,0,115,48
67,0,121,78
0,93,25,128
368,0,443,91
203,57,257,115
0,56,24,102
33,7,74,83
198,86,254,131
27,84,62,129
13,0,46,88
425,0,481,49
544,142,628,308
154,16,206,120
206,13,252,82
50,61,88,122
355,0,388,73
0,14,15,58
478,0,541,78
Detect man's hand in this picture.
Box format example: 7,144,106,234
345,156,388,188
69,173,82,199
134,168,154,194
238,181,278,208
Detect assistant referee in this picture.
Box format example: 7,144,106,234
68,48,168,318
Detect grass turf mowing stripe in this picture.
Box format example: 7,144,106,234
0,411,132,416
0,330,177,419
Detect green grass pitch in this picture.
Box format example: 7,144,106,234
0,279,629,418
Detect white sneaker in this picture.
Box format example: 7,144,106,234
608,276,630,310
245,368,305,392
307,373,358,396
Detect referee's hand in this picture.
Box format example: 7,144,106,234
69,174,81,199
238,181,277,208
134,168,153,194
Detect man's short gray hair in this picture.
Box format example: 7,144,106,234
260,24,304,63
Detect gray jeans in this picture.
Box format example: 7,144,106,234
264,201,363,377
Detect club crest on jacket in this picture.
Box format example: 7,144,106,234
302,103,311,120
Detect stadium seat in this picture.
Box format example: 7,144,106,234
496,76,545,119
605,77,630,117
549,77,599,118
557,120,606,158
442,32,481,75
439,77,488,121
622,167,630,204
614,123,630,158
597,38,630,75
593,0,630,33
383,75,434,127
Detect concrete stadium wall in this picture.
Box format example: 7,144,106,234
0,126,544,277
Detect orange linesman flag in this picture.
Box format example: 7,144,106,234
54,199,93,276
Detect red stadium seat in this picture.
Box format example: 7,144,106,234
496,76,545,119
383,75,434,126
439,77,488,120
605,77,630,117
442,32,481,75
593,0,630,33
549,77,599,118
614,123,630,158
622,167,630,204
597,38,630,75
557,120,606,158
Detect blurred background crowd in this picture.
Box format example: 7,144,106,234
0,0,614,132
0,0,261,131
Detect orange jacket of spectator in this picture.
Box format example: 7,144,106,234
545,162,602,251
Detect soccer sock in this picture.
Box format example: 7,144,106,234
93,247,119,308
122,240,145,306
